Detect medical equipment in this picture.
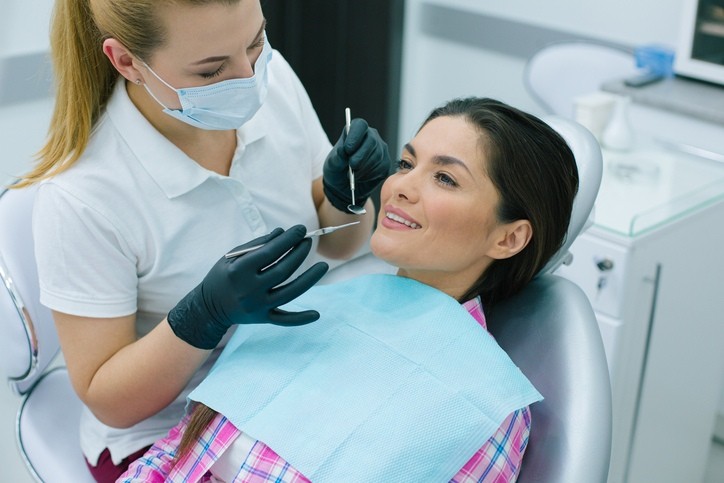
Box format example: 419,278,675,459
344,107,367,215
524,40,638,118
224,221,360,259
170,225,328,349
675,0,724,87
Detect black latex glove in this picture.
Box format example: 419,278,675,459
167,225,329,349
323,118,392,212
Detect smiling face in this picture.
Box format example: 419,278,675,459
370,115,532,300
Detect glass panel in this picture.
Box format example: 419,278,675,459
593,145,724,237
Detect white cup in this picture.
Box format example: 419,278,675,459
574,92,617,141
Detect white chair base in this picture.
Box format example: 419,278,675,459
16,367,94,483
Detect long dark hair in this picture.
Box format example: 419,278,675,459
422,98,578,306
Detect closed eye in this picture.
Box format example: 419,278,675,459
200,63,227,79
249,36,266,51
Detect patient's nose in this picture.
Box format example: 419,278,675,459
393,175,419,203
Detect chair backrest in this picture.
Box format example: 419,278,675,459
539,115,603,274
486,116,611,482
0,183,60,396
524,40,638,118
486,274,612,483
1,183,94,481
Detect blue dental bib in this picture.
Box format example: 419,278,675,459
189,274,542,482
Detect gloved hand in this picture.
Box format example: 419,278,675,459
167,225,329,349
323,118,392,212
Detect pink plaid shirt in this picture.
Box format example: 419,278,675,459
120,298,532,483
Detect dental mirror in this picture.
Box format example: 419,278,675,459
345,107,367,215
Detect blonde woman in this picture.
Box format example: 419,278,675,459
20,1,390,480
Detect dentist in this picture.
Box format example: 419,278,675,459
17,0,390,481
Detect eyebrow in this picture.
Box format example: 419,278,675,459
190,18,267,66
403,143,473,175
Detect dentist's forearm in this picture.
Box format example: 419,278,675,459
54,310,210,429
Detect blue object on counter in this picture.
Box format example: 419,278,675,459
634,44,675,77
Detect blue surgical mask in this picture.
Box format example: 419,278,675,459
142,36,272,130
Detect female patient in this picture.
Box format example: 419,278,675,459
119,97,579,482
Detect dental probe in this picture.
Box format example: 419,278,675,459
224,221,360,259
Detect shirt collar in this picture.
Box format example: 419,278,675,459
105,79,267,199
462,296,487,330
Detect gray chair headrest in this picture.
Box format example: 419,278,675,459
539,116,603,275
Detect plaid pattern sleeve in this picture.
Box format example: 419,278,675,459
450,407,532,483
118,412,193,482
451,297,533,482
117,410,240,482
214,434,311,483
123,409,311,482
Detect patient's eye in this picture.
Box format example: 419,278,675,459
434,172,458,187
396,159,413,171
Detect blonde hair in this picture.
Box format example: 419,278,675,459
16,0,237,188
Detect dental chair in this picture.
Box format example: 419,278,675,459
524,40,638,118
0,183,94,482
486,117,611,483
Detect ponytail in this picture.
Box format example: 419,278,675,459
16,0,118,188
14,0,242,188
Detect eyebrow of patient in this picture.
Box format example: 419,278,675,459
403,142,472,175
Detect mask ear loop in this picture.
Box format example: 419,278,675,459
140,62,177,110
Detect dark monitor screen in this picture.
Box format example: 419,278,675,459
676,0,724,85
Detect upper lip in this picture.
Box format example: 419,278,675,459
384,205,421,227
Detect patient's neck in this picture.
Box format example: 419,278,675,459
396,269,472,302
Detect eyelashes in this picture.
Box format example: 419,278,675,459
199,37,265,79
395,159,458,187
200,64,227,79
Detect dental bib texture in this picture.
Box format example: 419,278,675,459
189,274,542,482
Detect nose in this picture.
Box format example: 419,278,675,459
234,50,263,79
233,58,255,79
387,171,419,203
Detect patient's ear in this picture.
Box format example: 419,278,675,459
488,220,532,260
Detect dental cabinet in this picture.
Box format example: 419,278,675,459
554,146,724,483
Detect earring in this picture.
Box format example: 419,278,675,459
135,79,142,85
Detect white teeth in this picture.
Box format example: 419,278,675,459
386,212,420,229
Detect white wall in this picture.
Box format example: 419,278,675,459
0,0,54,57
0,0,55,187
436,0,685,47
398,0,691,152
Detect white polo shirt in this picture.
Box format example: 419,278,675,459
33,51,332,465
